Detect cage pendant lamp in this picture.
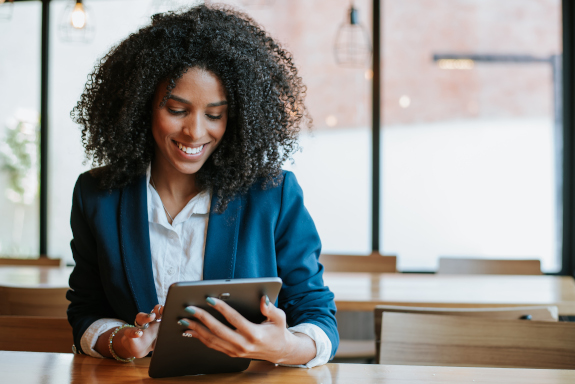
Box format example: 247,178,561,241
334,3,372,68
0,0,14,21
58,0,95,43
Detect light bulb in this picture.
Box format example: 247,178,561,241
71,2,86,29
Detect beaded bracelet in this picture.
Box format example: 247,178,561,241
108,324,136,363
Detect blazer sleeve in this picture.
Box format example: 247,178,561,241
274,171,339,359
66,174,118,354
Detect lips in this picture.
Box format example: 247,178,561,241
174,140,205,155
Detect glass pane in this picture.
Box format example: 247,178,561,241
380,0,562,272
0,1,42,257
220,0,373,255
47,0,199,264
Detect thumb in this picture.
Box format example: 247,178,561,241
260,295,286,325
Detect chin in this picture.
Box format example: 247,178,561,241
173,162,204,175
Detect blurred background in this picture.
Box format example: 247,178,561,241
0,0,564,272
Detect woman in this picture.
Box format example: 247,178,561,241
67,4,338,367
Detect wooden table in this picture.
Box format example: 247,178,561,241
3,351,575,384
324,272,575,314
0,266,72,288
1,267,575,315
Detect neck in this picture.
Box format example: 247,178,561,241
150,158,199,203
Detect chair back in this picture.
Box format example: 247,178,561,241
0,258,61,267
0,286,69,317
320,252,396,273
378,312,575,369
322,252,395,361
374,305,558,362
438,257,541,275
0,316,73,353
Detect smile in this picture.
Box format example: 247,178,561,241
175,141,205,155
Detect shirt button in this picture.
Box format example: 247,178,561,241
167,267,175,275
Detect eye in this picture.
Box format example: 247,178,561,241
206,114,223,120
168,108,186,115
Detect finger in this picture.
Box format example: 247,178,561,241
178,310,245,347
204,297,255,334
135,311,156,328
151,304,163,321
184,323,242,358
124,326,144,339
260,296,286,325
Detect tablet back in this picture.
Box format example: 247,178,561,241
148,277,282,378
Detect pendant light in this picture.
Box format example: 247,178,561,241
58,0,95,43
334,2,372,68
0,0,14,21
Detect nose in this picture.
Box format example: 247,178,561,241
182,112,205,141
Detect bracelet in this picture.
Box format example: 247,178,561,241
108,324,136,363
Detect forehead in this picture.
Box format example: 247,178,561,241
157,67,227,103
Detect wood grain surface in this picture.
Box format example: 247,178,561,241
1,267,575,314
325,273,575,314
437,258,542,275
0,317,73,353
378,312,575,369
320,253,397,273
3,351,575,384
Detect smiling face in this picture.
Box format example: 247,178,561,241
151,67,228,178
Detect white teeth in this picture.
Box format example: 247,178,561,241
177,142,204,155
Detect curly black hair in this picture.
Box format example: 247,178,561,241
72,3,309,212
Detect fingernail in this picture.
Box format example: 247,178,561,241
182,332,193,338
265,295,270,306
206,297,216,306
184,306,196,315
178,319,190,327
135,330,143,337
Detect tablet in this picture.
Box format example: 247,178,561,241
148,277,282,378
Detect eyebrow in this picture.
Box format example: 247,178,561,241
207,100,228,107
168,95,228,107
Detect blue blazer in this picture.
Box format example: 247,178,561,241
66,170,339,359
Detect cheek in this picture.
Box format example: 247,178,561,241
216,119,228,141
208,121,227,145
152,114,177,141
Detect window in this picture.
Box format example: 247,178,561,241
47,0,201,263
0,1,42,257
220,0,373,254
380,0,563,272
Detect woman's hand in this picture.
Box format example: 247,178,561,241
95,304,164,360
178,296,317,365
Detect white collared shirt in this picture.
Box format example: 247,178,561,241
80,166,332,367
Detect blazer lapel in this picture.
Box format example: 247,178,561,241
203,194,242,280
119,174,158,312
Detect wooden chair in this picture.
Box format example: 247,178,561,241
0,286,69,317
437,257,541,275
377,311,575,369
0,257,61,267
321,252,396,362
0,316,73,353
320,252,396,273
373,304,558,362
